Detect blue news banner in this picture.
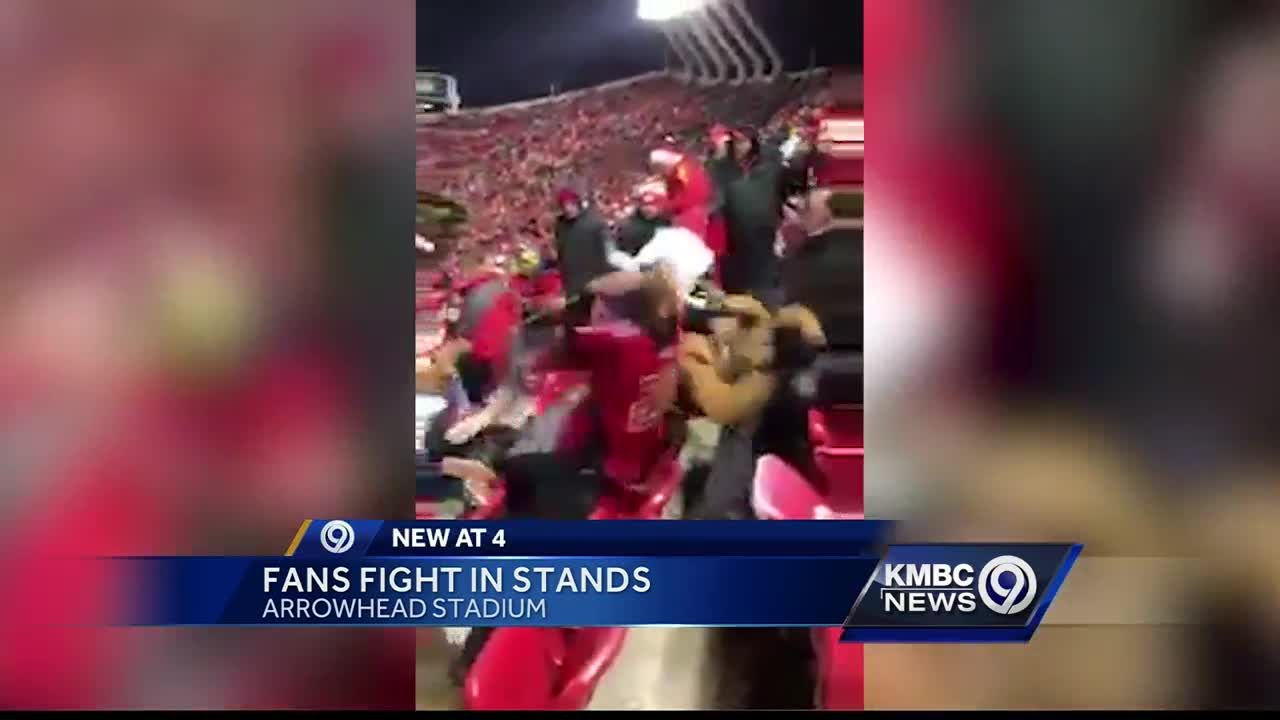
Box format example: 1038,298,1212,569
121,520,1081,643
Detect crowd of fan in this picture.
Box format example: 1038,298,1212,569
417,77,700,255
415,72,833,297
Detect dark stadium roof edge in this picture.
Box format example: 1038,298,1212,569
417,67,854,120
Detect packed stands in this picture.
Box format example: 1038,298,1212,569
417,73,704,255
415,70,839,350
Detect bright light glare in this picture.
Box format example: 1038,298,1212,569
637,0,706,22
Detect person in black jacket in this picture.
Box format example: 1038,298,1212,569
721,128,786,306
781,189,862,352
615,179,671,255
705,124,739,283
706,123,741,191
553,186,612,299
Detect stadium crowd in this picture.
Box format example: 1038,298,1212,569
415,72,837,316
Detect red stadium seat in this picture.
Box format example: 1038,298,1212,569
630,448,684,519
812,627,864,710
752,457,864,709
589,448,682,520
469,482,506,520
464,628,564,710
751,454,826,521
464,627,627,710
808,405,863,450
813,446,864,516
552,627,629,710
807,405,864,515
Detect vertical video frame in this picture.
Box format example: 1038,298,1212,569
414,0,862,710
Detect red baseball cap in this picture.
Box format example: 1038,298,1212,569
555,187,580,206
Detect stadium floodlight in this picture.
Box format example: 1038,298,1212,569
637,0,707,22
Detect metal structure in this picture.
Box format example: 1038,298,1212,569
639,0,781,84
416,71,461,114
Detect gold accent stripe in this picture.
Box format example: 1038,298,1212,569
284,519,312,556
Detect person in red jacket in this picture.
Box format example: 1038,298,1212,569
649,145,714,243
495,269,680,512
509,244,563,317
440,271,680,684
451,254,524,402
572,271,680,491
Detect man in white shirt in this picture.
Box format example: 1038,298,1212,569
607,225,714,299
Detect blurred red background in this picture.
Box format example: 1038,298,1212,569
864,0,1280,709
0,0,416,709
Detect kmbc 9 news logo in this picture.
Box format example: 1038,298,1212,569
879,555,1037,616
320,520,357,554
842,544,1081,643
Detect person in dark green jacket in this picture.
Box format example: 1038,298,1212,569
721,128,787,306
705,124,739,281
706,124,742,199
552,186,612,299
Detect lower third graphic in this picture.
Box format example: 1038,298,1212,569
841,544,1081,643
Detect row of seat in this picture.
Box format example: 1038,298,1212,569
753,402,866,710
415,367,685,709
457,448,684,709
467,405,863,711
463,627,629,711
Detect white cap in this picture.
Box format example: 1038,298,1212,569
649,148,682,168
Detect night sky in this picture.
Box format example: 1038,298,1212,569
417,0,862,107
